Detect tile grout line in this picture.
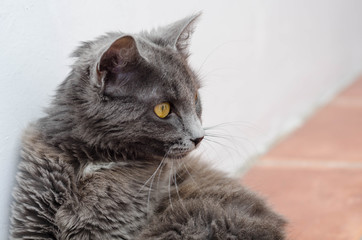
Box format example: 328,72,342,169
256,158,362,170
332,98,362,108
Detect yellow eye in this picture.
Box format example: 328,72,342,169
154,102,171,118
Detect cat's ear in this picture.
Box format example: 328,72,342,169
98,35,140,73
160,13,201,55
96,35,141,96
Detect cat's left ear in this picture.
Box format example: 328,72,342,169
96,35,142,97
160,13,201,55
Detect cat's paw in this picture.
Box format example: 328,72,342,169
137,199,285,240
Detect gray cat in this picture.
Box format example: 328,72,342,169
10,14,286,239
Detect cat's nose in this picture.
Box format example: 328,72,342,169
191,136,204,146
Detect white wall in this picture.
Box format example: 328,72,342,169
1,0,362,237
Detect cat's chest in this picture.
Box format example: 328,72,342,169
69,161,167,238
78,161,164,209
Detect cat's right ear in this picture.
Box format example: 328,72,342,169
158,13,201,56
96,36,141,96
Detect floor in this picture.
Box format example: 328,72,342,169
241,76,362,240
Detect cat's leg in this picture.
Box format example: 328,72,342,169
136,198,284,240
10,155,97,240
136,159,286,240
55,201,121,240
10,154,71,239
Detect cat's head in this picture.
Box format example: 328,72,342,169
52,14,204,160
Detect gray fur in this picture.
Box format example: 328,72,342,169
10,14,286,239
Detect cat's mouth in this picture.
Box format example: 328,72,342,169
163,138,203,159
166,147,193,159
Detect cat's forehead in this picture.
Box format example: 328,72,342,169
74,32,200,102
139,65,198,105
136,37,200,98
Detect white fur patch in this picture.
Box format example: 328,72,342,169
83,162,125,175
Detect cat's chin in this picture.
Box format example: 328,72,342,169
166,149,193,160
167,153,189,160
164,144,200,160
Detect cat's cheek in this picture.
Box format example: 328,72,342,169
195,97,202,118
150,114,185,136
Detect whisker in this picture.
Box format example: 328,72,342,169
203,137,240,155
204,133,254,158
200,120,265,173
155,149,173,191
168,160,174,211
204,132,250,142
137,158,165,195
174,161,190,217
156,159,167,190
137,148,172,207
203,138,240,162
205,129,257,143
181,161,199,189
199,140,222,160
146,157,166,215
206,121,260,154
203,120,260,132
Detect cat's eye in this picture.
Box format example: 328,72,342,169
154,102,171,118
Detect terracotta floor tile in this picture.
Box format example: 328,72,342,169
241,76,362,240
241,166,362,240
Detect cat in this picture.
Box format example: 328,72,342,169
10,13,286,239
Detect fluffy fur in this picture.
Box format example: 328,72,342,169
10,14,286,239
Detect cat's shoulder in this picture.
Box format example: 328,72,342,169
19,123,76,176
22,124,61,159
